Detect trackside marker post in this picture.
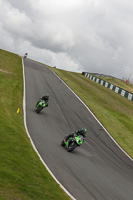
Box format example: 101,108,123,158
16,108,20,113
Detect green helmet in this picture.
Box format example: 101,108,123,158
81,128,87,136
45,94,49,99
45,94,49,97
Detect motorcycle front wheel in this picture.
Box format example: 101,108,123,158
36,106,43,114
67,142,77,152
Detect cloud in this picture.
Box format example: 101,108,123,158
0,0,133,82
0,0,75,52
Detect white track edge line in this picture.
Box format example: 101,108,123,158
22,58,76,200
49,68,133,162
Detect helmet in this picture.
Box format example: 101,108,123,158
81,128,87,136
45,94,49,99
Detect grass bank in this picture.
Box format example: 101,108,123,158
95,76,133,93
0,49,70,200
50,67,133,159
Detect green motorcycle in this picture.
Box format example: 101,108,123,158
61,134,84,152
36,100,46,113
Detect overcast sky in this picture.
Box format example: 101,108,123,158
0,0,133,82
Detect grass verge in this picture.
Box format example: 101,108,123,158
50,67,133,159
0,49,70,200
95,76,133,93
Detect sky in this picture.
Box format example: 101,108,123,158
0,0,133,83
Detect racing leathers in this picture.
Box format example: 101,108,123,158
64,129,86,143
36,95,49,107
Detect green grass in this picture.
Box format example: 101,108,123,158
0,49,70,200
50,67,133,158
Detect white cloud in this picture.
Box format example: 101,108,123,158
0,23,14,51
0,0,133,83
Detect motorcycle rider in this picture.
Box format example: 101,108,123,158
64,128,87,144
24,52,28,58
36,94,49,107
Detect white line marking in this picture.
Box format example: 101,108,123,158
22,58,76,200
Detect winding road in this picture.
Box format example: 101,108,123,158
23,58,133,200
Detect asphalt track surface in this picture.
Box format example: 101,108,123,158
24,59,133,200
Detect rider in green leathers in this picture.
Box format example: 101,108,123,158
36,94,49,107
64,128,87,144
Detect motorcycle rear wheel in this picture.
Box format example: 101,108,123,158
61,140,65,146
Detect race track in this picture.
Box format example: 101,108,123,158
23,58,133,200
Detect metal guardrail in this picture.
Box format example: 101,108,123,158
82,72,133,101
